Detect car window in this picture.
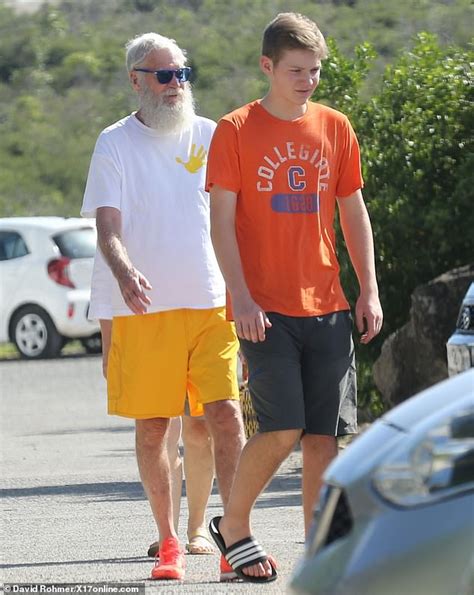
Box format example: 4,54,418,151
53,227,96,259
0,230,29,261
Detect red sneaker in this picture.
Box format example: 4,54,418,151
151,537,185,580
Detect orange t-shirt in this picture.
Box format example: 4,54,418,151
206,100,363,318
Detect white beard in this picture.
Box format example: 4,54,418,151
138,84,195,134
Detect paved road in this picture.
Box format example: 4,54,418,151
1,356,305,593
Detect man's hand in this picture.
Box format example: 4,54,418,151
117,267,152,315
210,185,270,342
96,207,152,315
337,191,383,344
232,295,272,342
355,291,383,344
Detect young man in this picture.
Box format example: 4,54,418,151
82,32,246,581
206,12,383,583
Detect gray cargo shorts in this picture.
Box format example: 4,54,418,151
239,310,357,436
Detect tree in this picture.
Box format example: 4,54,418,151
358,33,473,335
313,33,473,415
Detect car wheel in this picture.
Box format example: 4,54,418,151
81,333,102,354
11,306,63,359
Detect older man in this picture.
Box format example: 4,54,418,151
82,32,245,581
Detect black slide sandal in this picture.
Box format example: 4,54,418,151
209,516,277,584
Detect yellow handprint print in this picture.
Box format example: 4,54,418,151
176,143,207,174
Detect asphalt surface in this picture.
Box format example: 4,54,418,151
1,355,306,593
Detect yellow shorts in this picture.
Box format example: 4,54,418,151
107,307,239,419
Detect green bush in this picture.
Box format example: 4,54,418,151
359,33,473,336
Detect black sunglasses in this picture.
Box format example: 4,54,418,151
133,67,192,84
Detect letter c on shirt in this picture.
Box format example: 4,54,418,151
288,166,306,191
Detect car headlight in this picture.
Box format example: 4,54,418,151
458,305,474,331
372,407,474,507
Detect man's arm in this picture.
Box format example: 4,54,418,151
96,206,152,315
337,190,383,344
210,185,271,342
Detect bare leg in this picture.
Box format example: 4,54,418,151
167,417,183,532
146,417,182,555
182,416,215,550
136,417,177,544
218,429,301,578
301,434,338,537
203,399,245,509
103,323,181,548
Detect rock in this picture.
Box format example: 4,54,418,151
373,264,474,407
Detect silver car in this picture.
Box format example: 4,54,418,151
447,283,474,376
290,369,474,595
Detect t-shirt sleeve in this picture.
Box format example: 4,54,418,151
205,119,241,194
335,117,364,198
81,136,122,218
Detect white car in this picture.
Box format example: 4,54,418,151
0,217,100,359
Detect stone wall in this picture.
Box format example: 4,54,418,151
373,264,474,407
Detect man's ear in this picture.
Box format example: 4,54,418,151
260,55,274,77
129,70,140,91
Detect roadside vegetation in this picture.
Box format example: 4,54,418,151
1,0,472,416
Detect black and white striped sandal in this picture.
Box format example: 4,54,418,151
209,516,277,583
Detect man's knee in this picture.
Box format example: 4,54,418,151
136,417,170,449
204,399,243,432
302,433,338,457
266,428,301,454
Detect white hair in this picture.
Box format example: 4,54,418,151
125,32,186,72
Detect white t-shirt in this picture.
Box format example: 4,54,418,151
82,113,225,317
89,247,114,320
